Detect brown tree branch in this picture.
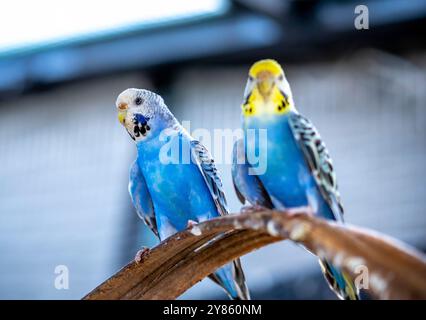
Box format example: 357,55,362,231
83,209,426,300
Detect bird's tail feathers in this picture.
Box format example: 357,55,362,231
209,259,250,300
319,259,359,300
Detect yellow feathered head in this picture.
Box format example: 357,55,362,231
242,59,294,117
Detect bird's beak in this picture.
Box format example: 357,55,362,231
256,71,275,99
117,102,128,125
118,111,126,125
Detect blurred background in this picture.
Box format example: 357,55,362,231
0,0,425,299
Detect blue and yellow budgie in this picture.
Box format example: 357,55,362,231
116,88,250,300
232,60,359,300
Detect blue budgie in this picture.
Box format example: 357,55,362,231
232,59,359,300
116,88,250,300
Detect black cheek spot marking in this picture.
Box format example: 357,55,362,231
131,113,153,139
127,131,136,141
132,117,151,138
249,108,253,113
134,126,140,137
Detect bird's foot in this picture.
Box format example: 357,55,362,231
241,205,265,213
134,247,150,264
187,220,198,228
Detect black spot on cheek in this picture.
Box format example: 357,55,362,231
134,126,140,137
132,115,151,138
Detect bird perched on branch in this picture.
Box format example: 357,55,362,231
116,88,250,300
232,59,359,300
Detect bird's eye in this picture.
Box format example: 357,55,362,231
135,97,143,105
278,74,284,81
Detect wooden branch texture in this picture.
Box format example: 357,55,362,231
83,209,426,300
